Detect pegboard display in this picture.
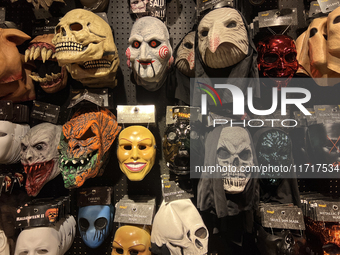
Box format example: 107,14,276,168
1,0,340,255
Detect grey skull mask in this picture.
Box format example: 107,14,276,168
175,31,195,77
217,126,254,194
52,9,120,88
198,8,249,69
127,16,173,91
20,123,62,197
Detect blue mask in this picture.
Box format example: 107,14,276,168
78,205,113,248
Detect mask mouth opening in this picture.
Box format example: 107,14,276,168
80,59,113,69
60,149,99,174
137,60,155,66
124,162,147,172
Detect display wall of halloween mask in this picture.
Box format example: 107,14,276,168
112,225,151,255
0,230,9,255
128,16,173,91
197,8,249,69
217,126,254,194
25,34,68,93
117,126,156,181
78,205,113,249
20,123,62,197
59,108,120,189
0,121,30,165
53,9,120,88
257,35,298,89
163,120,190,175
151,199,208,255
175,32,195,77
0,28,35,102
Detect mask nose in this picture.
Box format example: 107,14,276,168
131,146,140,160
139,42,152,62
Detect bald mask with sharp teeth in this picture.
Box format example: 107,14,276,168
198,8,249,69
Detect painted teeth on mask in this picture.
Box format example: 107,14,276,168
55,42,87,52
81,60,113,69
25,46,54,63
223,177,247,187
29,72,62,82
23,162,46,174
59,151,97,174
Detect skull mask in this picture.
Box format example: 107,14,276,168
151,199,208,255
53,9,120,88
78,205,113,249
59,108,121,189
128,16,173,91
217,126,254,194
25,34,68,93
257,35,298,89
20,123,62,197
45,208,59,223
0,28,35,102
197,8,249,69
117,125,156,181
112,225,151,255
175,32,195,77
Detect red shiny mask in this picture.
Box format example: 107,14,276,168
257,35,299,89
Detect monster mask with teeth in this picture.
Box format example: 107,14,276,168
52,9,120,88
59,108,120,189
20,123,62,197
25,34,68,93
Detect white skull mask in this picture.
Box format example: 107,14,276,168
52,9,120,88
20,123,62,197
198,8,249,69
217,127,254,194
175,31,195,77
0,121,30,165
151,199,208,255
128,16,173,91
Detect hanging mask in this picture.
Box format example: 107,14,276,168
217,126,254,194
53,9,120,88
130,0,148,13
0,121,30,165
175,32,195,77
59,108,120,189
257,35,298,89
326,6,340,74
117,125,156,181
197,8,248,69
78,205,114,249
20,123,62,197
25,34,68,93
163,120,190,175
151,199,208,255
112,225,151,255
128,16,173,91
0,28,35,102
0,230,9,255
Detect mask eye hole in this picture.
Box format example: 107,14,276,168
138,145,147,150
0,132,7,137
34,143,45,151
70,23,83,31
21,144,27,152
80,128,95,141
284,52,296,63
263,53,279,63
37,249,49,254
149,40,161,48
201,30,208,37
94,217,107,230
124,145,132,150
79,218,89,232
132,41,141,48
333,15,340,24
217,147,231,159
309,28,318,38
239,149,251,161
195,227,207,238
115,248,124,254
130,250,139,255
184,42,193,49
226,22,237,28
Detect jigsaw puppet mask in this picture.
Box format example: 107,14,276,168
78,205,113,249
0,28,35,102
217,126,254,194
197,8,249,69
20,123,62,197
25,34,68,93
53,9,120,88
175,32,195,77
151,199,208,255
117,126,156,181
59,108,120,189
0,121,30,165
128,16,173,91
112,225,151,255
257,35,298,89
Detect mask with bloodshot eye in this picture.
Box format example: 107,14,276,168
127,16,173,91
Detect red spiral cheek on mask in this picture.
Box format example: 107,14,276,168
159,45,169,59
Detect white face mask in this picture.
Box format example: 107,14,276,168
0,230,9,255
175,31,195,77
0,121,29,165
198,8,249,69
128,16,173,91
